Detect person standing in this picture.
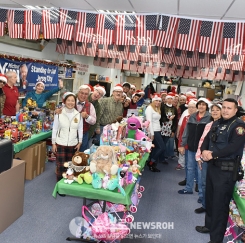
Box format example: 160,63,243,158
2,71,19,116
196,98,245,243
0,74,7,117
52,93,83,182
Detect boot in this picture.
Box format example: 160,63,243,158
178,179,186,186
148,162,160,172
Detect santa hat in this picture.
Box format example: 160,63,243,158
165,92,175,99
136,89,145,95
160,91,167,96
186,91,196,97
175,94,179,97
0,73,7,83
34,81,45,90
123,92,127,97
122,82,130,86
62,92,75,101
197,97,211,107
94,84,106,96
152,93,162,102
113,84,123,92
130,84,136,89
185,98,198,107
179,94,187,99
132,92,141,98
210,103,222,110
125,97,131,102
79,84,92,93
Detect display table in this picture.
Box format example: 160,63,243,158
233,188,245,223
14,131,52,153
52,153,149,206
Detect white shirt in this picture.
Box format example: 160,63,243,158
178,109,189,126
145,105,161,135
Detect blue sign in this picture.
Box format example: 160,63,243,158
0,58,58,91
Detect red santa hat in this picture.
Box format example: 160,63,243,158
94,84,106,96
113,84,123,92
165,92,175,99
185,98,198,107
79,84,92,93
197,97,211,107
179,94,187,99
130,84,136,89
136,89,145,95
34,81,45,90
125,97,131,102
0,73,7,83
175,94,179,97
62,91,76,101
152,93,162,102
185,91,196,97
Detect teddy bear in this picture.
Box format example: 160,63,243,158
90,145,119,175
63,151,90,181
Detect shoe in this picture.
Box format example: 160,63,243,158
197,197,203,204
57,192,66,197
148,162,160,172
175,164,184,170
195,207,206,214
195,183,199,192
161,160,169,164
178,189,193,194
195,226,210,233
178,179,186,186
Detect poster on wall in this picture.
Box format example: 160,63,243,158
0,58,58,92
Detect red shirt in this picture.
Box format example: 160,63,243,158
2,84,19,116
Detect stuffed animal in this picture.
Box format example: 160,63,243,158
90,145,119,175
77,171,93,185
107,168,126,196
131,159,142,175
64,168,75,184
92,173,102,189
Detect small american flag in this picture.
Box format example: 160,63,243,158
224,69,233,81
233,70,243,81
130,61,137,72
200,67,209,78
231,55,244,71
139,45,151,62
175,65,184,77
128,45,140,61
166,63,176,76
144,61,153,74
56,38,66,53
58,9,77,40
215,67,225,80
176,18,201,51
174,49,186,66
76,42,86,56
123,60,130,70
183,66,193,78
198,52,209,68
207,67,217,80
42,9,59,39
198,21,223,54
100,58,108,68
155,15,179,48
116,14,136,45
117,45,128,60
86,42,96,57
97,44,108,58
192,66,201,78
209,54,219,67
93,56,100,66
160,62,168,76
162,48,174,64
137,61,145,74
221,22,245,55
136,15,157,45
0,9,7,37
107,58,115,68
107,44,117,58
66,40,76,54
24,10,42,39
186,51,197,67
219,54,232,69
76,12,97,43
114,58,122,70
151,46,162,62
8,10,24,38
96,14,116,44
152,62,160,75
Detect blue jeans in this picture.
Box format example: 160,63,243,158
201,161,208,208
165,137,175,157
80,131,89,152
150,131,166,163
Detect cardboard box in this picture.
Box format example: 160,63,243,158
15,145,38,180
0,159,25,233
36,141,47,175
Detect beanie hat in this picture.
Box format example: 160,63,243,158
113,84,123,92
0,73,7,83
34,81,45,90
152,93,161,102
165,92,175,99
94,84,106,96
79,84,92,93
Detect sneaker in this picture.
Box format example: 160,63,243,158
178,189,193,194
178,179,186,186
175,164,184,170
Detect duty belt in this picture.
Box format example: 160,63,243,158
211,159,235,171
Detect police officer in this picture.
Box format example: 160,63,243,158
195,98,245,243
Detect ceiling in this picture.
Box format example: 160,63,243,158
1,0,245,21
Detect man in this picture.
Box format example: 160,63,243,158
76,84,96,152
3,71,19,116
129,92,141,109
19,64,28,90
127,84,136,98
99,84,123,131
136,90,145,107
196,98,245,243
122,82,131,94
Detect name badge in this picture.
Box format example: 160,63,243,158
74,118,78,123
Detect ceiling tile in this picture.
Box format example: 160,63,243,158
224,0,245,20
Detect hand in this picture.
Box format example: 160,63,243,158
74,143,81,152
55,107,62,114
151,135,154,141
178,147,185,155
197,160,203,170
170,132,175,138
202,150,213,161
95,128,100,135
81,112,88,119
52,144,57,153
58,79,64,89
169,115,175,121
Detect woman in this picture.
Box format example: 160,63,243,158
194,103,222,214
0,74,7,117
145,93,162,172
123,97,131,117
22,79,63,108
52,93,83,183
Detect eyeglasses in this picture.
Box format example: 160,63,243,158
79,91,89,96
94,89,103,97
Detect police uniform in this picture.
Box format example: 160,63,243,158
201,115,245,243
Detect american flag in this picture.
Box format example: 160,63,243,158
136,15,157,45
198,52,209,68
162,48,174,64
144,61,153,74
208,67,217,80
97,44,108,58
166,63,176,76
183,66,193,78
152,62,160,75
76,42,86,55
86,42,96,57
219,54,232,69
221,22,245,55
100,58,108,68
198,21,223,54
56,38,66,53
42,9,59,39
224,69,233,81
137,61,145,74
233,70,243,81
8,10,24,38
192,66,201,78
160,62,168,76
66,40,76,54
93,56,100,66
114,58,122,69
130,61,137,71
116,14,136,45
24,10,42,39
139,45,151,62
128,45,140,61
151,46,162,62
200,67,209,78
123,60,130,70
107,58,115,68
186,51,198,67
174,49,186,66
209,54,219,67
96,14,116,44
155,15,179,48
176,18,201,51
215,67,225,80
58,9,77,40
117,45,128,60
107,44,117,58
0,9,7,37
76,12,97,43
175,65,184,77
231,55,244,71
